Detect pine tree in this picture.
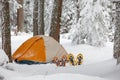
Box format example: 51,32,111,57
24,0,33,33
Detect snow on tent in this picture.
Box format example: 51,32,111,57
12,35,68,64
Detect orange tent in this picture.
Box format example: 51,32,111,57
12,35,68,64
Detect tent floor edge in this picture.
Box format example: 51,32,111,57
16,60,47,65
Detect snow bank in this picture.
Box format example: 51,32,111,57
10,73,108,80
1,69,108,80
46,73,108,80
0,49,9,66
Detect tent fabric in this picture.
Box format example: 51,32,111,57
12,35,68,64
42,36,67,61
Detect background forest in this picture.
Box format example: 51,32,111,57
1,0,120,80
0,0,114,46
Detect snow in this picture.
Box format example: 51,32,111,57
0,33,120,80
0,49,9,66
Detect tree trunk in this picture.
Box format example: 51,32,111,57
113,1,120,60
0,0,3,37
17,0,24,32
49,0,63,42
33,0,38,36
38,0,45,35
76,0,80,22
33,0,45,36
2,0,12,62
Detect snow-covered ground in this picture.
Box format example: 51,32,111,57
0,33,120,80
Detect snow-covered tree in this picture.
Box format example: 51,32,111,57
24,0,34,33
33,0,54,35
9,0,21,27
9,0,17,29
69,0,112,47
61,0,75,34
44,0,54,34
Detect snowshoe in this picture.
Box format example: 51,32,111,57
76,53,83,65
68,53,75,66
61,55,67,66
52,57,59,66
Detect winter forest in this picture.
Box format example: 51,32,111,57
0,0,120,80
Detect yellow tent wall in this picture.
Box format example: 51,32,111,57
13,36,46,62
